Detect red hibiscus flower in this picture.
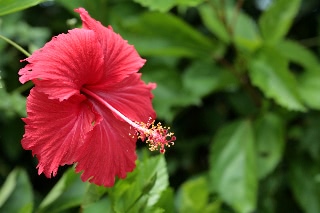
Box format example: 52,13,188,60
18,8,175,187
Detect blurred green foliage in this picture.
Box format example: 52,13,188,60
1,0,320,212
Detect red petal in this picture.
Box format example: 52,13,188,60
86,73,156,123
22,88,101,177
75,74,156,187
75,8,146,85
19,28,104,101
75,102,137,187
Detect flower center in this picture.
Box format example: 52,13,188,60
81,87,175,153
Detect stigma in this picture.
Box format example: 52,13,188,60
135,118,176,153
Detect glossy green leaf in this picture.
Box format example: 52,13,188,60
233,11,262,52
276,40,320,71
145,207,165,213
177,0,204,6
116,12,223,58
82,184,109,207
82,197,112,213
37,168,88,213
0,0,44,16
199,2,261,52
277,40,320,109
289,158,320,213
259,0,301,43
176,176,209,213
198,4,231,43
111,155,169,213
133,0,175,12
182,60,238,98
248,48,306,111
133,0,205,12
149,188,174,213
298,72,320,109
203,201,221,213
0,168,33,213
254,113,285,179
0,169,16,207
210,120,257,213
142,65,199,122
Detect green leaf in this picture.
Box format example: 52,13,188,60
276,40,320,71
298,72,320,110
199,2,261,52
133,0,175,12
0,80,26,118
0,168,33,213
8,92,27,117
254,113,285,179
37,167,88,213
142,65,199,122
110,155,169,213
278,41,320,109
82,197,113,213
182,60,238,98
176,176,209,213
82,184,109,207
116,12,223,58
203,201,221,213
149,188,174,213
289,158,320,213
198,4,231,43
133,0,205,12
210,120,257,213
248,48,306,111
259,0,301,43
0,15,50,54
176,0,204,7
233,11,262,52
0,170,16,207
0,0,44,16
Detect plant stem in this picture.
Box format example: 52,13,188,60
12,81,33,94
0,34,34,93
0,34,31,57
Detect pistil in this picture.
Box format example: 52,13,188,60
82,87,175,153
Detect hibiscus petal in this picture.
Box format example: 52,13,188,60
75,102,137,187
19,28,104,101
75,8,146,85
74,74,155,187
22,88,101,177
86,73,156,123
